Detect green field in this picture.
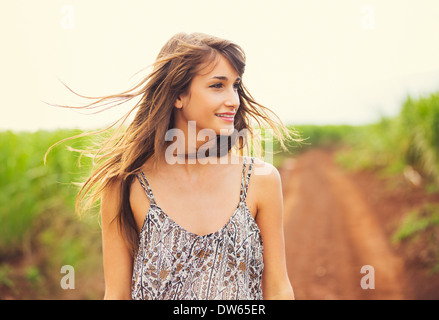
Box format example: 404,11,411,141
1,90,439,298
0,129,103,299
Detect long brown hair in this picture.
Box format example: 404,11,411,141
45,32,300,255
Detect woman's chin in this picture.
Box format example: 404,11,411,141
216,126,235,136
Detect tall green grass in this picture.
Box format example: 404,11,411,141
399,93,439,185
335,91,439,184
292,124,357,150
267,124,357,167
2,90,439,297
269,90,439,274
0,129,102,299
335,118,407,173
330,90,439,273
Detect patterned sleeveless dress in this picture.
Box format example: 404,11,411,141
131,156,264,300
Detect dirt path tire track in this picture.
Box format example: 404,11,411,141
279,149,412,299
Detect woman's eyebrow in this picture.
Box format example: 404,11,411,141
210,76,241,82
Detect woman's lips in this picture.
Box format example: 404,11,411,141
215,113,234,122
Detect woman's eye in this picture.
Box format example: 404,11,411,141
210,83,241,89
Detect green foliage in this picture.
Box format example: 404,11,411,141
292,124,357,150
335,118,406,172
391,203,439,274
0,264,14,288
269,124,357,167
332,91,439,186
399,93,439,184
0,130,95,254
392,204,439,243
0,129,102,298
284,90,439,275
3,90,439,296
25,265,43,286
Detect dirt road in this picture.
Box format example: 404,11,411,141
279,149,412,299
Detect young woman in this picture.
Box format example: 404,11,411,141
47,32,297,300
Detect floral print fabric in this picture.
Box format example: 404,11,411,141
131,156,264,300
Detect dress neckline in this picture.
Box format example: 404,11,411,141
146,201,250,239
136,156,255,239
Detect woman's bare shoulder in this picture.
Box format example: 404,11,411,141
251,157,281,198
231,155,279,184
102,177,122,201
101,177,123,226
251,157,279,178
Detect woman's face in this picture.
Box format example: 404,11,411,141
173,54,241,138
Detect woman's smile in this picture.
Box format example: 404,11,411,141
215,113,235,122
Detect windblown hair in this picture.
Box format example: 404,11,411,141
45,32,300,255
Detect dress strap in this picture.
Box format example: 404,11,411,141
136,171,157,205
239,156,255,204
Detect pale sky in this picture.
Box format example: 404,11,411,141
1,0,439,131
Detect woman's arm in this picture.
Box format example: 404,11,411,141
100,179,133,300
254,160,295,300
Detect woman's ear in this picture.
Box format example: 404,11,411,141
174,96,183,109
175,90,190,109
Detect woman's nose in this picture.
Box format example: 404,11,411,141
224,86,240,108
